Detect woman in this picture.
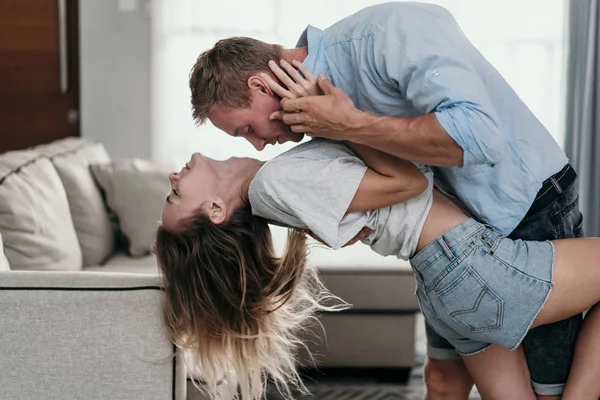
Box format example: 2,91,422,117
155,63,600,400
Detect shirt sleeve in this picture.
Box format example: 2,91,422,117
371,5,506,166
249,151,369,250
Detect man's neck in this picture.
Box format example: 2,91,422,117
281,46,308,63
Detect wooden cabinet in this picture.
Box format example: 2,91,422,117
0,0,80,153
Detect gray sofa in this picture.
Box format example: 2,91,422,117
0,137,420,398
0,270,186,400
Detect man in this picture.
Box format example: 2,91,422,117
188,2,585,399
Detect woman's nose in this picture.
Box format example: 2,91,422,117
169,172,180,182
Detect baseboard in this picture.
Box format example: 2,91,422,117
298,366,412,384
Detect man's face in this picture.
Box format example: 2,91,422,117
208,77,304,151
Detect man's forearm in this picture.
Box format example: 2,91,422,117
346,111,464,167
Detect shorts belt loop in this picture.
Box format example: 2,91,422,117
489,237,501,255
437,237,455,261
550,177,563,195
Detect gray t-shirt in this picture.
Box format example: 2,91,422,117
249,139,434,260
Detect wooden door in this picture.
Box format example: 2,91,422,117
0,0,80,153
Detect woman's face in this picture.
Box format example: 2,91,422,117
161,153,260,231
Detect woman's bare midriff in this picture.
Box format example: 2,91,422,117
416,190,470,253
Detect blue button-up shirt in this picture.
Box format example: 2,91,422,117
296,1,568,235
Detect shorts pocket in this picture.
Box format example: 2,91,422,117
435,266,504,332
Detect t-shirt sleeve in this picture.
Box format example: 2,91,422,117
249,150,369,249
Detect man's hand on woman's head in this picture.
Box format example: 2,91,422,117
278,73,365,139
261,59,365,141
261,59,321,100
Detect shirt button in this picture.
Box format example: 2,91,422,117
432,70,440,77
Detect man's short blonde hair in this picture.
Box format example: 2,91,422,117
189,37,283,124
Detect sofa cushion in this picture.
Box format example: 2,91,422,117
84,252,159,275
0,231,10,271
36,138,115,266
92,251,418,310
0,151,81,271
90,160,172,257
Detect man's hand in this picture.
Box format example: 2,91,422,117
271,74,365,140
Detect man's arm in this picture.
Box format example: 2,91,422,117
279,82,463,166
278,9,506,167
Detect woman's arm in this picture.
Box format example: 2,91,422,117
347,142,428,212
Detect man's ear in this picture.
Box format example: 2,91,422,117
248,75,274,96
203,198,228,225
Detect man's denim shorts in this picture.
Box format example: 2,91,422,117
410,218,555,356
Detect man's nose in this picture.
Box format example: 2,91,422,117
250,137,267,151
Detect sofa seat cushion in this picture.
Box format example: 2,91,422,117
36,138,114,266
309,243,418,311
84,252,159,275
0,151,81,271
92,250,418,311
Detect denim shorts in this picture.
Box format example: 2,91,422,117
421,171,583,395
411,218,556,356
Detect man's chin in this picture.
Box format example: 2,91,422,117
275,133,304,145
289,133,305,143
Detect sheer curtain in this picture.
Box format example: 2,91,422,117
150,0,567,266
564,0,600,237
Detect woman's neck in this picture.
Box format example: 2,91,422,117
229,159,266,204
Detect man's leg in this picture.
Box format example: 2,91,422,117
508,172,584,399
520,316,582,400
423,322,473,400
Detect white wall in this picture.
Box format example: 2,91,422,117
79,0,151,160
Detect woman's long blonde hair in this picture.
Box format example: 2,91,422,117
154,203,346,399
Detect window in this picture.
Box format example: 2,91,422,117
151,0,567,265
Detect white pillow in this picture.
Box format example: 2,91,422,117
90,160,172,257
0,231,10,271
45,140,115,266
0,151,82,271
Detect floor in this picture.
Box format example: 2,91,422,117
267,314,482,400
188,313,482,399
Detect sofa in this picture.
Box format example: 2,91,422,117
0,136,420,398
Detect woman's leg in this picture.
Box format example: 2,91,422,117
461,345,536,400
532,238,600,327
561,304,600,400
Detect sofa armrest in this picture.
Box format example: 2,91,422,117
0,271,186,400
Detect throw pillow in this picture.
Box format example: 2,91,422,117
37,138,115,266
0,231,10,271
0,151,82,271
90,159,172,257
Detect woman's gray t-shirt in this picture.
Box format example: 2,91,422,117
248,139,434,260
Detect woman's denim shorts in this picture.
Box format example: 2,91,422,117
409,218,555,356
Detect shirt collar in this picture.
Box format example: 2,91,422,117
296,25,327,77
